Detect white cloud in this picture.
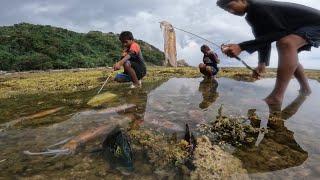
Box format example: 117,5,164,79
0,0,320,69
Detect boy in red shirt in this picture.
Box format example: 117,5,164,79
114,31,147,88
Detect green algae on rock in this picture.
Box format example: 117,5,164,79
191,136,249,180
128,129,189,170
198,105,260,146
87,92,118,107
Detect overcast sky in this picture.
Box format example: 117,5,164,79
1,0,320,69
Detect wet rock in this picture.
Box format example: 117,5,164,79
199,106,259,145
128,129,189,170
190,136,249,180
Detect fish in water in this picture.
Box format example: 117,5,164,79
96,104,136,114
77,104,136,117
0,107,64,130
23,113,132,156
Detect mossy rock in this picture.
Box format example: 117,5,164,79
87,92,118,107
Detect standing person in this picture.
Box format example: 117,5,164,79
199,45,220,81
217,0,320,105
114,31,147,88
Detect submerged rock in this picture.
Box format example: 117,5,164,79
199,105,259,146
191,136,249,180
128,129,189,170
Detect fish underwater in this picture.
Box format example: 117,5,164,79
0,107,64,130
23,104,135,156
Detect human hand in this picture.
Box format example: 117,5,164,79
113,63,121,71
221,44,242,58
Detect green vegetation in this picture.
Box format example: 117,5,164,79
0,23,165,71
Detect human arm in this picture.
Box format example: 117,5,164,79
113,54,131,71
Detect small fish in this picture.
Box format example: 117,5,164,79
24,115,132,156
1,107,64,129
76,104,136,116
96,104,136,114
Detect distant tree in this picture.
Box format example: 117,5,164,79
0,23,165,71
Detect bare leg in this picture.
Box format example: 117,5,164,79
265,34,307,105
294,63,312,95
205,66,214,77
124,62,139,86
199,63,208,77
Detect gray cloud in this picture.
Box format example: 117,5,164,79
0,0,319,69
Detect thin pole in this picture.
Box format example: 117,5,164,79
97,73,112,95
171,25,221,49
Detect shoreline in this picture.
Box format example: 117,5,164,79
0,66,319,99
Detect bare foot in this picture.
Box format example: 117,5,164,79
264,95,282,106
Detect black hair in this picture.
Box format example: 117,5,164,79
119,31,134,42
201,44,210,52
216,0,234,8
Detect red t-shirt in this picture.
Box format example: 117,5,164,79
126,42,144,62
129,42,141,55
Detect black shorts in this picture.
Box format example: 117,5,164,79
124,60,146,80
206,65,219,76
293,25,320,52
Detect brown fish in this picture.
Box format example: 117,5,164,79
24,115,132,156
1,107,64,129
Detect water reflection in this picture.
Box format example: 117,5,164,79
198,79,219,109
238,94,309,173
1,77,319,179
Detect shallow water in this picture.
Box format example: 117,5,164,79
1,77,320,179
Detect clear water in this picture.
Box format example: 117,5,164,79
0,78,320,179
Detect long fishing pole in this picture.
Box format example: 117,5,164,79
97,72,113,95
161,23,260,76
